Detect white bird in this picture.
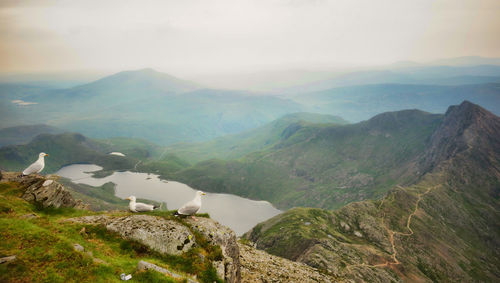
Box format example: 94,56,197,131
175,190,206,221
22,152,48,176
125,196,160,212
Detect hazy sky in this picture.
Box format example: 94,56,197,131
1,0,499,75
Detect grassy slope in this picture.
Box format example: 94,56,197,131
0,181,222,283
174,110,443,210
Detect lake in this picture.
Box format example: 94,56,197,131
56,164,282,235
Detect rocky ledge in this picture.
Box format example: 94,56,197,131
0,172,88,209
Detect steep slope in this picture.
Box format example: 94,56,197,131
244,101,500,282
168,112,348,164
175,109,442,209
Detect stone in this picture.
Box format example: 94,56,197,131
186,217,241,283
0,255,16,264
137,260,196,282
20,213,39,219
238,243,333,283
73,243,84,252
68,215,195,255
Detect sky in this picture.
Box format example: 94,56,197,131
1,0,500,76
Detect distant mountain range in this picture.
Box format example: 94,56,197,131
1,63,500,144
244,101,500,282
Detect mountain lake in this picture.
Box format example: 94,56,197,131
56,164,282,235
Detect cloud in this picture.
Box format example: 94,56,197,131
0,0,499,74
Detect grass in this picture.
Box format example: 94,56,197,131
0,181,221,283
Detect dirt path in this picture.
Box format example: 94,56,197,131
347,185,438,270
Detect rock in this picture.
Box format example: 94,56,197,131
68,215,195,255
238,243,333,282
137,260,196,282
73,243,84,252
186,217,241,283
20,213,39,219
0,255,16,264
354,231,363,238
0,172,88,209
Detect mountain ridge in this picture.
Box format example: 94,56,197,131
244,101,500,282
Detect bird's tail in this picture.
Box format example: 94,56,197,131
153,202,164,210
173,211,180,217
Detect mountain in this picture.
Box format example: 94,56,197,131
167,112,348,164
291,83,500,122
174,108,443,210
284,65,500,93
0,124,63,147
1,69,304,144
429,56,500,66
244,101,500,282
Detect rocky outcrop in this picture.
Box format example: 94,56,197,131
0,172,88,209
67,215,195,255
238,242,334,283
67,214,242,282
186,217,241,283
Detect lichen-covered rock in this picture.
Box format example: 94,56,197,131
68,215,195,255
1,172,88,209
186,218,241,283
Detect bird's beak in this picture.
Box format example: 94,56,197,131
125,197,130,200
202,193,206,195
45,154,49,157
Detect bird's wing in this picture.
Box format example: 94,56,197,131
177,200,200,215
23,161,43,175
134,202,155,212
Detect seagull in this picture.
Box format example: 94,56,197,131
22,152,49,176
125,196,160,212
175,190,206,221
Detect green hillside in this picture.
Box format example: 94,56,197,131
167,112,348,164
243,101,500,282
174,109,443,209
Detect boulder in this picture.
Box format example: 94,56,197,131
68,215,195,255
186,218,241,283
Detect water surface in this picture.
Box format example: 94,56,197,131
56,164,282,235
